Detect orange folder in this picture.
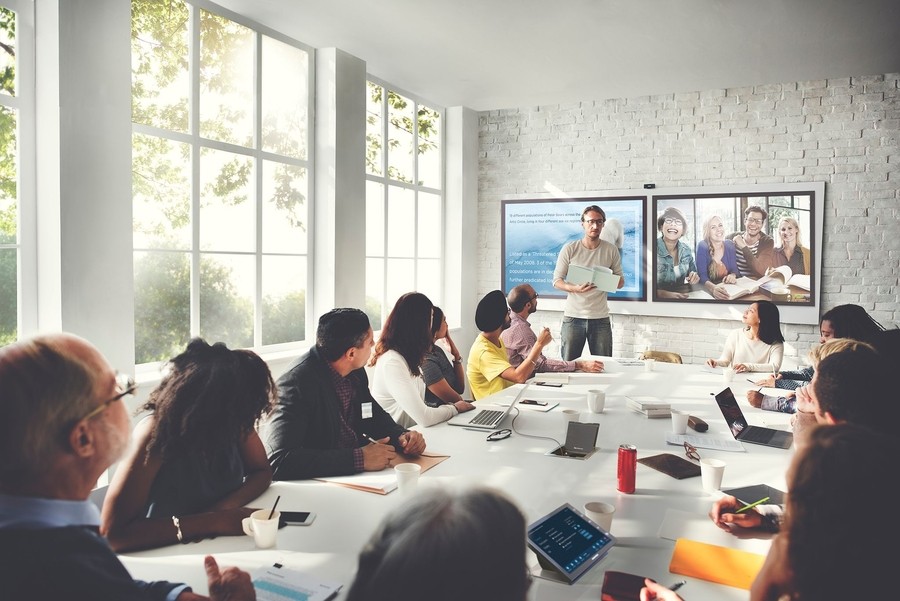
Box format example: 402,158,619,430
668,538,766,590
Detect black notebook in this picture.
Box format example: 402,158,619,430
637,453,700,479
721,484,785,506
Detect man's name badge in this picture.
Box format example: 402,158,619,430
361,402,374,419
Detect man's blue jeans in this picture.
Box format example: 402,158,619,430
560,316,612,360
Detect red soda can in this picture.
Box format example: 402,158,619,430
617,444,637,494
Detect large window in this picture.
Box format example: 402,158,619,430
365,80,443,329
131,0,312,364
0,2,29,346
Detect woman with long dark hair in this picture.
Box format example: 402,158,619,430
101,338,276,551
706,300,785,373
422,306,468,407
370,292,473,427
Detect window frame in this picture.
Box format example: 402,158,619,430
0,0,36,341
131,0,315,370
364,76,445,328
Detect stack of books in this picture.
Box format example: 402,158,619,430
626,396,671,419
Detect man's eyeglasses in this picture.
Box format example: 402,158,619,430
528,293,539,302
583,218,605,226
487,428,511,442
663,218,683,227
683,441,701,461
81,373,136,421
745,217,764,224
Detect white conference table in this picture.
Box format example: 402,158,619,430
122,359,795,600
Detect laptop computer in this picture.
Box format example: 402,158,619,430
714,387,793,449
447,383,530,430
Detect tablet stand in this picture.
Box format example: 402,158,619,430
530,555,572,584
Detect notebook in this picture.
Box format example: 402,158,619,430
713,388,793,449
447,383,530,429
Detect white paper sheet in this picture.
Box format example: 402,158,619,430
657,508,772,555
665,432,745,452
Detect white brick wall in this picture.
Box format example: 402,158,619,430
477,74,900,368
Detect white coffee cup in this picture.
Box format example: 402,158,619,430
241,509,280,549
583,501,616,532
561,409,580,424
644,358,656,372
587,389,606,413
700,458,727,493
394,463,421,493
671,409,689,435
723,366,735,383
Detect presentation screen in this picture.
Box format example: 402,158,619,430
501,197,647,301
651,191,817,308
499,183,823,325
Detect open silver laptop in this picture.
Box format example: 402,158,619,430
447,383,530,430
714,387,793,449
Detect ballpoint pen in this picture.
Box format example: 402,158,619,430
669,580,686,592
735,496,770,513
362,433,379,444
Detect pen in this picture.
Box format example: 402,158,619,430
735,496,770,513
746,378,757,385
362,433,379,444
669,580,686,592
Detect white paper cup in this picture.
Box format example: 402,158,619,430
584,501,616,532
241,509,280,549
671,409,689,435
394,463,421,493
723,367,735,383
644,358,656,372
587,389,606,413
561,409,580,424
700,458,727,493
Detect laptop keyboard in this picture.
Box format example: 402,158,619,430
740,427,773,443
469,409,503,426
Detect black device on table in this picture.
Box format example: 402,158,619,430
279,511,316,526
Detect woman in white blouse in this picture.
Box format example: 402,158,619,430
369,292,474,428
706,300,785,373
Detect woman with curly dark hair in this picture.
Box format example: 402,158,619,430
101,338,276,552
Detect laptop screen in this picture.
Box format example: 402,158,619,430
714,387,749,438
527,503,616,583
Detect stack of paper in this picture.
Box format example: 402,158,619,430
626,396,671,418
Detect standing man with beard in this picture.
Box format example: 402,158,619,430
466,290,551,400
731,205,775,278
553,205,624,360
501,284,604,374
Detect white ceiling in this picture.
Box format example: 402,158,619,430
216,0,900,111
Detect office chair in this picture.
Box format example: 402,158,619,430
639,350,683,364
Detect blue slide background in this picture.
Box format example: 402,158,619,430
502,198,645,301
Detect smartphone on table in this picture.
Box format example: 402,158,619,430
280,511,316,526
520,399,548,406
535,382,563,388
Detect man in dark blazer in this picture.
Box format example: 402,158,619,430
264,308,426,480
